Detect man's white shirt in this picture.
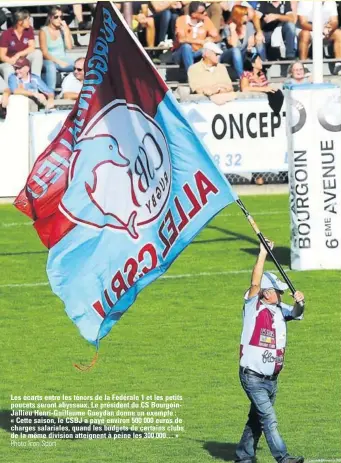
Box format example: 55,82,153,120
61,73,83,96
240,296,303,376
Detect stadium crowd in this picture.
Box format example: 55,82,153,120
0,0,340,113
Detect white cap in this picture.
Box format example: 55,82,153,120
244,272,288,300
203,42,223,55
261,272,288,293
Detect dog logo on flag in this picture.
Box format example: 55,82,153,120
60,101,172,239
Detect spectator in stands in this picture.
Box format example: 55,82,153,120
7,57,54,109
225,2,265,45
172,2,219,72
39,6,74,91
188,41,235,104
285,60,311,85
182,1,225,34
150,2,183,45
61,57,85,100
220,5,259,78
297,0,341,74
255,1,297,61
132,3,156,47
0,9,43,85
241,51,280,185
240,51,275,93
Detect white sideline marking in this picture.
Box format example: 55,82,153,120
220,210,287,217
1,222,32,228
0,210,287,228
308,460,341,462
0,268,290,289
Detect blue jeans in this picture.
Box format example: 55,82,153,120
236,369,289,462
43,58,75,91
220,47,244,77
220,45,264,78
155,9,178,42
258,22,297,60
172,44,203,72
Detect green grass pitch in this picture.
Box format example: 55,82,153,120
0,194,340,463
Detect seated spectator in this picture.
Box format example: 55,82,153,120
8,57,54,109
285,60,311,85
132,3,156,47
240,51,275,93
173,2,219,72
255,1,297,61
0,9,43,84
224,1,265,44
39,6,74,91
150,2,183,45
297,0,341,74
188,41,235,104
220,5,259,78
61,57,85,100
182,1,224,33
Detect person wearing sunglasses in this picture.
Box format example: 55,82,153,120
61,57,85,100
172,1,219,73
39,5,73,91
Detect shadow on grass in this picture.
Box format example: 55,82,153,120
203,441,238,461
241,246,290,266
196,224,290,266
194,226,258,246
0,409,138,440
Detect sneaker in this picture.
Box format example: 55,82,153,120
282,457,304,463
333,62,341,75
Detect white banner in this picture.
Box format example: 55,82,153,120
29,110,70,168
30,99,288,174
181,99,288,174
0,96,29,197
286,84,341,270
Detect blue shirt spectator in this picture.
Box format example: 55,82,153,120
9,71,53,94
8,56,54,109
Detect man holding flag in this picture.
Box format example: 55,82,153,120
236,238,305,463
14,2,237,352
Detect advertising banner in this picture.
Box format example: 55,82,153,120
286,84,341,270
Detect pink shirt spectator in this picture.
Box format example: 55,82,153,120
240,70,268,87
0,26,35,57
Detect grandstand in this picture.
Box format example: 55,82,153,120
0,1,341,187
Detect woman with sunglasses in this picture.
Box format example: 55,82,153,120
39,5,73,91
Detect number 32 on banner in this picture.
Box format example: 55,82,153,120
213,153,243,168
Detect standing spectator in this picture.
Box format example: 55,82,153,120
39,6,74,91
188,41,235,104
8,57,54,109
220,5,259,78
255,1,297,61
235,238,305,463
297,0,341,74
172,2,219,72
0,9,43,85
61,57,85,100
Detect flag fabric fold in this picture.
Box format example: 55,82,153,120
15,1,238,345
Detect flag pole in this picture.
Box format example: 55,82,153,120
236,198,304,305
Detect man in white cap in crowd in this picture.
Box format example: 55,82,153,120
188,41,235,104
235,238,305,463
